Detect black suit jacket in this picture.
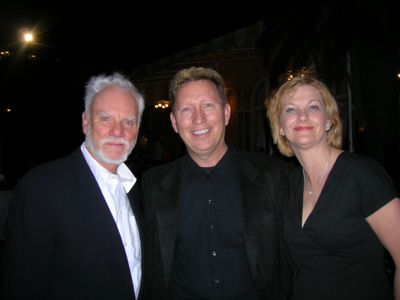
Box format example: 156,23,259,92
2,149,144,300
141,149,293,300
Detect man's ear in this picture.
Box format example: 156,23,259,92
224,103,231,126
170,112,179,133
82,112,89,135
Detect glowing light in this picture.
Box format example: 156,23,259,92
2,107,13,113
285,67,308,81
0,50,11,59
154,100,170,109
19,28,36,45
23,32,34,43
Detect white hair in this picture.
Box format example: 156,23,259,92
84,72,145,124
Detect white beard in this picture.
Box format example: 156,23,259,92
84,126,136,166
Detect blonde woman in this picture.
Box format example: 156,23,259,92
266,71,400,300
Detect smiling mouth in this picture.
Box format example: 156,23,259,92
294,126,313,131
193,128,211,136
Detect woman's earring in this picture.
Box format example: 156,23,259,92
280,129,285,136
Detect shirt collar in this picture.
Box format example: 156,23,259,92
80,143,136,192
184,147,232,177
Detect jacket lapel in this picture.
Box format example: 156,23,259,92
64,149,135,292
234,152,266,278
72,150,133,275
154,160,182,285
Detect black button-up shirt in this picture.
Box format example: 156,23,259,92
168,149,258,300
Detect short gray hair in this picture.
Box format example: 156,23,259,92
84,72,145,124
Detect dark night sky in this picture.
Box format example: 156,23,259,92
1,2,268,111
1,2,267,72
0,1,268,183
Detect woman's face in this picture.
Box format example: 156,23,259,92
279,84,331,151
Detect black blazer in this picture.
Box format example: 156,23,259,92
141,149,293,300
2,149,144,300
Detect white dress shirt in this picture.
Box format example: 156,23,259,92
81,144,141,299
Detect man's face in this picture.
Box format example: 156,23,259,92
82,87,139,173
170,80,230,166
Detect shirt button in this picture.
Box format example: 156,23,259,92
210,224,214,230
212,250,217,256
214,279,220,284
208,199,212,205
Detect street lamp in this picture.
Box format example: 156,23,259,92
23,32,34,44
20,29,35,45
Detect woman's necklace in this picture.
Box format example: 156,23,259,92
303,151,332,196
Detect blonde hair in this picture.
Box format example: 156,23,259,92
169,66,227,108
266,73,342,157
